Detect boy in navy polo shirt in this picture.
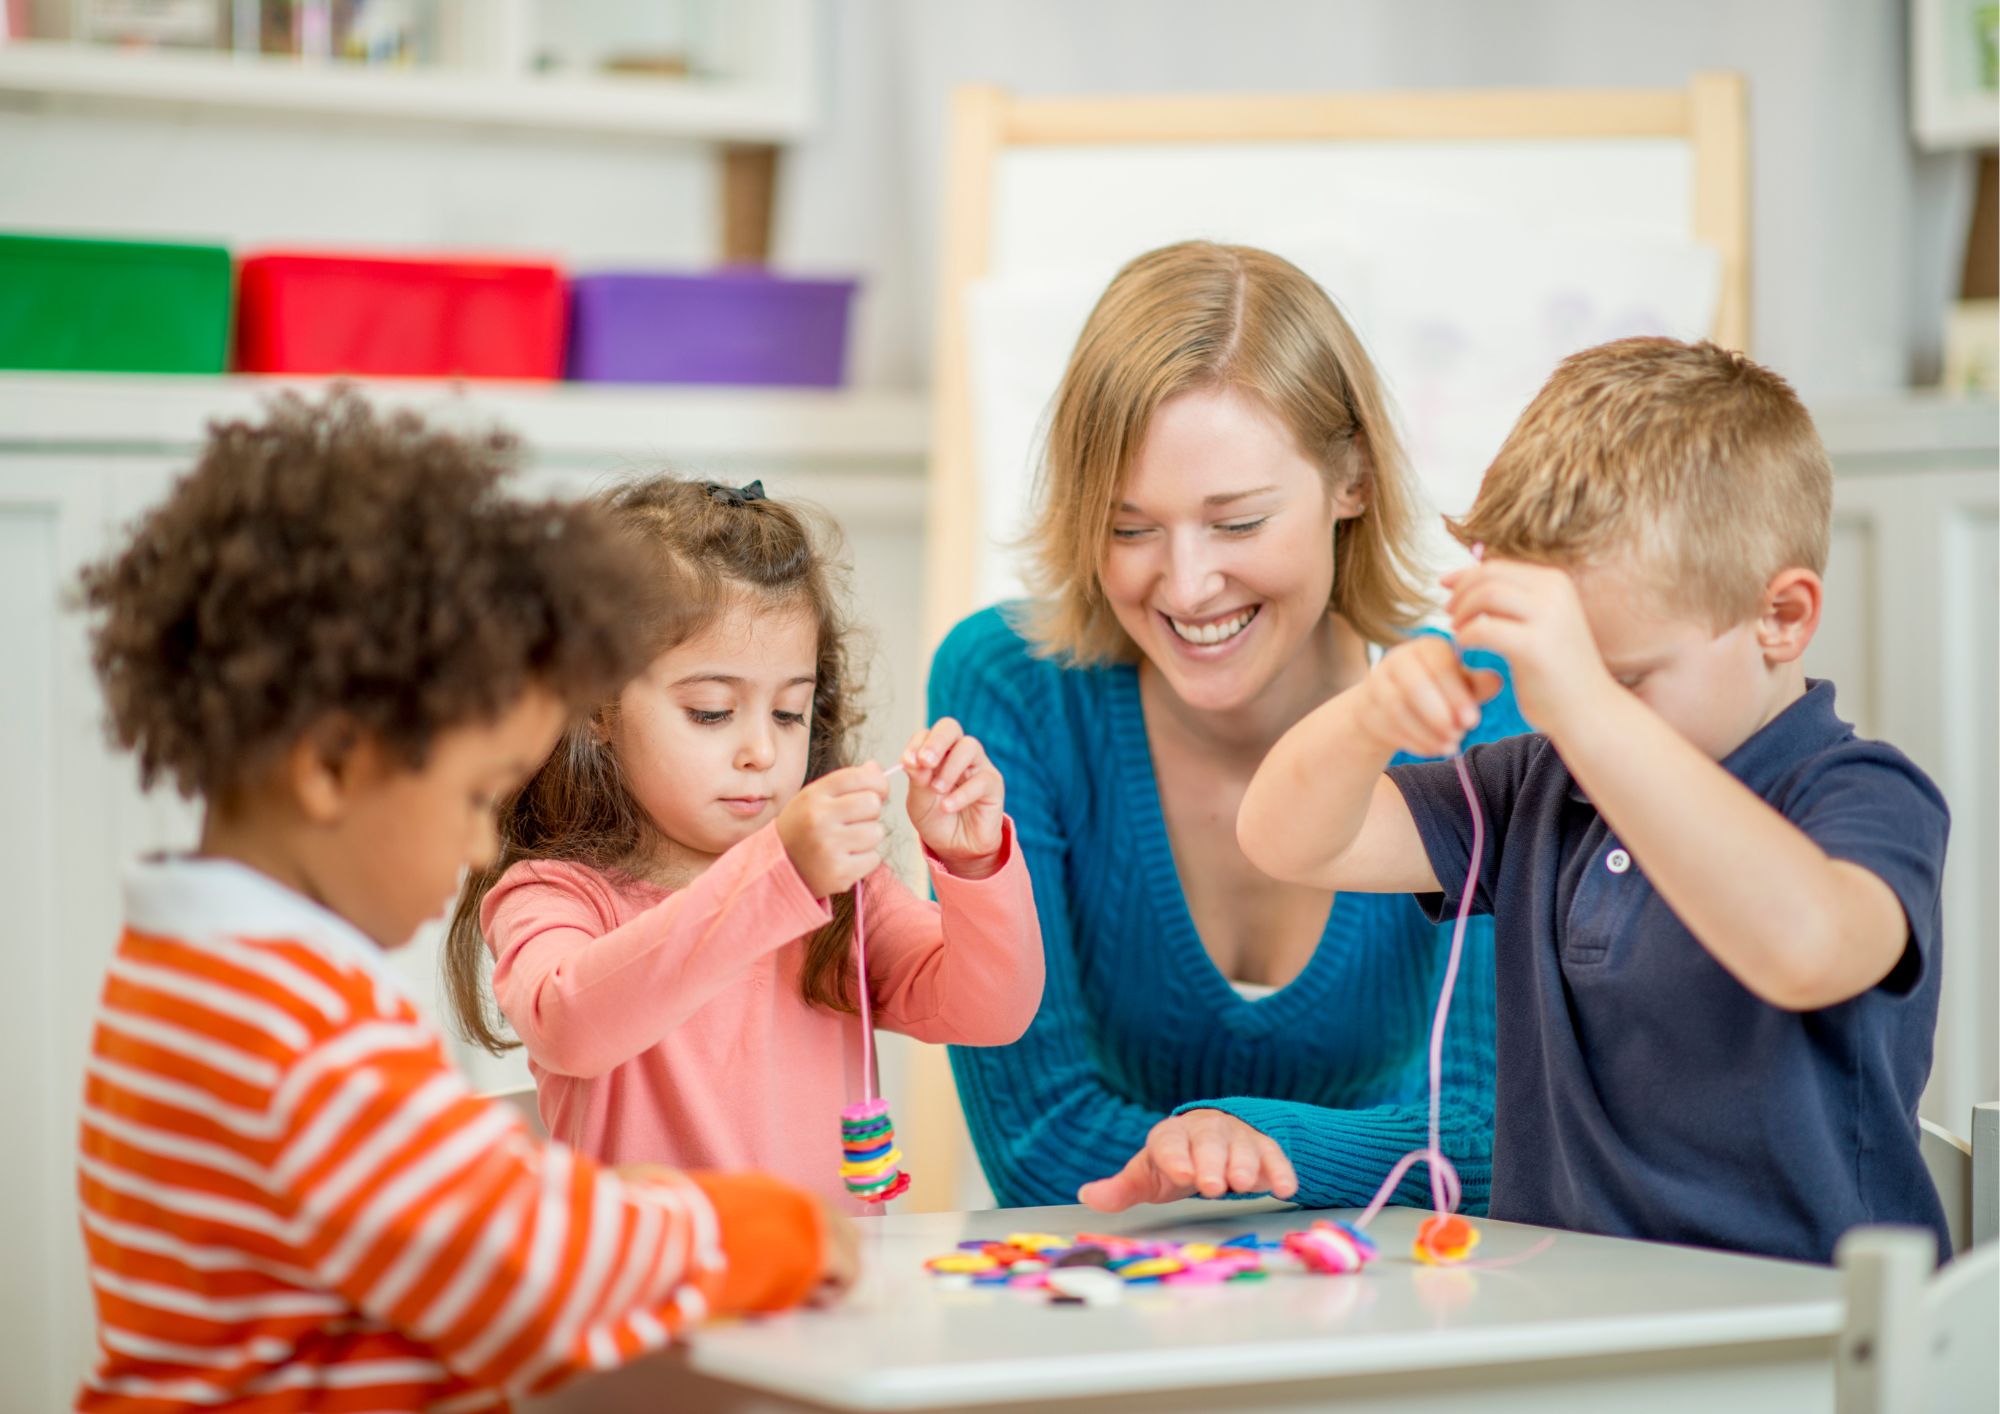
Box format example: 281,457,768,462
1239,337,1949,1265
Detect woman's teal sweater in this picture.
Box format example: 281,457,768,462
929,605,1528,1210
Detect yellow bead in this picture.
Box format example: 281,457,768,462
839,1147,904,1179
1004,1232,1066,1253
925,1254,998,1274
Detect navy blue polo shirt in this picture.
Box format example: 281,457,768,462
1387,680,1949,1265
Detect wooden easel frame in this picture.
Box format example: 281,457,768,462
907,75,1747,1210
922,72,1750,650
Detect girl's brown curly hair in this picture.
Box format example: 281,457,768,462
78,389,666,801
443,475,869,1055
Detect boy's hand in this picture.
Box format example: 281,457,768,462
1076,1111,1298,1213
812,1202,862,1302
900,718,1006,879
1443,558,1613,738
1356,635,1503,759
776,764,889,898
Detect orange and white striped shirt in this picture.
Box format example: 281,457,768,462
77,856,824,1413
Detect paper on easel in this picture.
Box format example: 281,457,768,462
964,206,1721,619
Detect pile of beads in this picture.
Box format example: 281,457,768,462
840,1099,910,1203
923,1229,1355,1305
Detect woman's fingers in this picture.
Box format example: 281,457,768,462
1255,1132,1298,1198
1148,1120,1197,1188
1186,1122,1231,1198
1224,1132,1265,1193
1078,1117,1295,1212
1078,1149,1165,1213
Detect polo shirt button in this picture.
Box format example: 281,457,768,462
1606,848,1632,874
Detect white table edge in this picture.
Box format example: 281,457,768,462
687,1294,1842,1411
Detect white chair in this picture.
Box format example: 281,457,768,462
1919,1117,1974,1255
1835,1227,1998,1414
479,1081,549,1140
1919,1102,2000,1256
1974,1102,1998,1248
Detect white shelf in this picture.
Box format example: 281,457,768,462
0,38,812,141
1813,392,2000,470
0,373,930,466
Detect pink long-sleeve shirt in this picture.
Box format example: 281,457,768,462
481,818,1043,1211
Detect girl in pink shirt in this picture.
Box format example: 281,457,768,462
445,476,1043,1211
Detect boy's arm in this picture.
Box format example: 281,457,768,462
1449,558,1920,1011
1241,635,1500,893
1551,688,1915,1010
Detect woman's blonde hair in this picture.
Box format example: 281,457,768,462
1023,240,1428,661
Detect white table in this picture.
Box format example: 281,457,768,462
527,1199,1845,1414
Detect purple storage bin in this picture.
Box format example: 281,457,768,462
566,270,857,387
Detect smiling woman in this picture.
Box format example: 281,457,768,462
931,241,1528,1213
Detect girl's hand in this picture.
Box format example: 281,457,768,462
900,718,1006,878
776,764,889,898
1356,634,1503,759
1076,1110,1298,1213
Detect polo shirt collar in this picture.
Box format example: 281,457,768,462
1563,679,1843,803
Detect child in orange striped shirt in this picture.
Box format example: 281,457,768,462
72,392,854,1414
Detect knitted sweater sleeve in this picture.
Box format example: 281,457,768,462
928,610,1165,1207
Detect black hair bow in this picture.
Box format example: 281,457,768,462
703,480,766,507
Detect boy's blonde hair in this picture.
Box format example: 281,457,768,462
1024,240,1429,661
1452,337,1832,629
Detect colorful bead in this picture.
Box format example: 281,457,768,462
840,1099,911,1202
1413,1213,1480,1265
1282,1220,1379,1275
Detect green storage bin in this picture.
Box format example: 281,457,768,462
0,233,231,374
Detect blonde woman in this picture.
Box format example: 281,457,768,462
929,242,1527,1211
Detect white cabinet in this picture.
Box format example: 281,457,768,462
1806,397,2000,1140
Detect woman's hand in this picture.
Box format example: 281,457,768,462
1076,1110,1298,1213
900,718,1006,879
776,764,890,898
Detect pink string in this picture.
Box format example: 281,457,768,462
1355,549,1487,1234
852,760,904,1104
1353,750,1482,1229
854,876,876,1103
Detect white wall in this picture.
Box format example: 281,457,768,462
2,1,1981,395
876,0,1980,398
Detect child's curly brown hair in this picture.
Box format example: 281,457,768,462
78,389,669,801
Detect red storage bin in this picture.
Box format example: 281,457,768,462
236,251,565,379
